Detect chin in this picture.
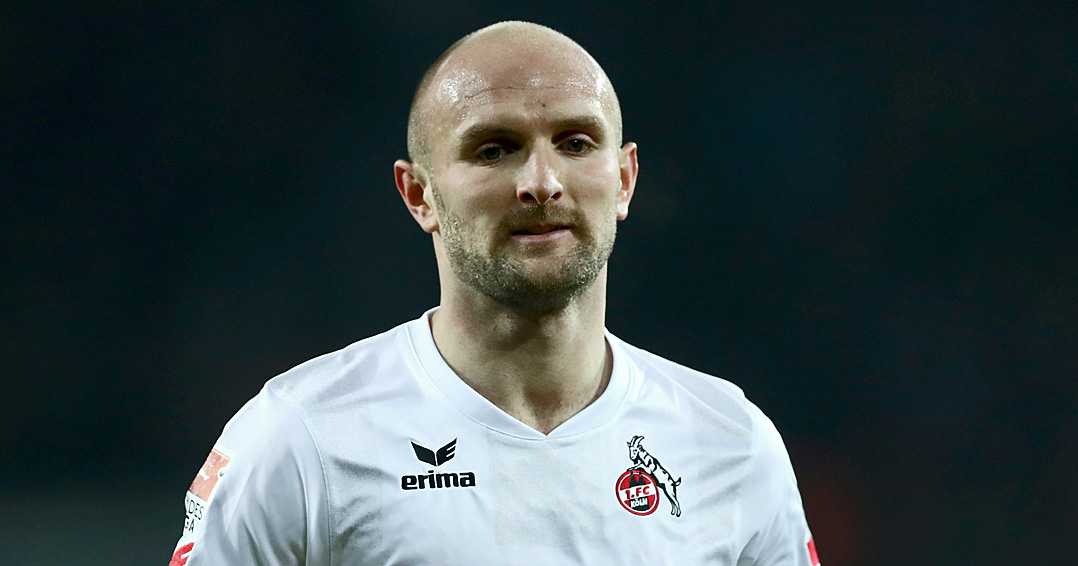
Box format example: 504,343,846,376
491,271,598,315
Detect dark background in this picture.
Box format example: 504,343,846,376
3,1,1076,564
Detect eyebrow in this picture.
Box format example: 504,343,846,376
457,115,609,147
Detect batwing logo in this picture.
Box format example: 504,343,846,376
615,435,682,517
411,439,456,466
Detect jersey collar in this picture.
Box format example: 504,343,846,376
405,307,636,440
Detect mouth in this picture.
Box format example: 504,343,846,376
509,222,573,243
511,223,571,236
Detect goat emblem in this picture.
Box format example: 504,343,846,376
615,435,682,517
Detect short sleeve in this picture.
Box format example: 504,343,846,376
167,387,330,566
736,405,819,566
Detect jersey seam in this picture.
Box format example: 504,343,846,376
267,386,333,566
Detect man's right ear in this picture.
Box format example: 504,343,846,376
394,160,439,233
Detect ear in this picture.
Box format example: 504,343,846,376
394,159,438,233
616,142,638,221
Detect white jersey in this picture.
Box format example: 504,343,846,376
169,309,819,565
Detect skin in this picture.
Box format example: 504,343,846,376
394,22,639,435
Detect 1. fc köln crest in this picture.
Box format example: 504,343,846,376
615,435,682,517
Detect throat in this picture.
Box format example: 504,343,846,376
429,303,613,435
496,359,612,436
454,350,611,435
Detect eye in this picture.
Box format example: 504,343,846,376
560,137,592,154
476,144,511,162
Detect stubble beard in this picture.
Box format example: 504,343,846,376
431,186,616,317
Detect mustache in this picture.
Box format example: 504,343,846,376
499,205,585,233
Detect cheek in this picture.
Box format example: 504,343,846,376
587,152,621,178
451,166,519,207
436,172,508,221
573,158,622,200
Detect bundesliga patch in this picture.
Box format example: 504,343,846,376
615,435,682,517
183,447,232,538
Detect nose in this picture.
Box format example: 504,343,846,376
516,148,564,205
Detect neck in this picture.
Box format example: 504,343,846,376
430,270,612,435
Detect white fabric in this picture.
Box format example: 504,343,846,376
171,309,816,565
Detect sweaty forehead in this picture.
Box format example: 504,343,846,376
435,46,608,108
419,30,619,139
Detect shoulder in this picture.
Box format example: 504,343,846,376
212,386,323,495
612,335,798,491
207,316,422,478
612,335,759,436
610,338,811,560
260,317,419,414
175,386,329,564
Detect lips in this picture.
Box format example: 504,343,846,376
512,223,570,236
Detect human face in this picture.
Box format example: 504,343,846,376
424,58,634,315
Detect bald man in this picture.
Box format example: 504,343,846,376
169,22,820,566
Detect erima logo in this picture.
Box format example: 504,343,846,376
411,439,456,466
401,439,476,491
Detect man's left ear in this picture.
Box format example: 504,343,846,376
617,142,639,220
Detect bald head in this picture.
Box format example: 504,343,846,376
406,21,623,171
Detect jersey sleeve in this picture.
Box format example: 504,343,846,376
167,387,330,566
736,405,819,566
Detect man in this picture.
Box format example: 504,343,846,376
169,21,820,565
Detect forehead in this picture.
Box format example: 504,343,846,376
450,80,610,137
425,42,616,145
436,49,607,105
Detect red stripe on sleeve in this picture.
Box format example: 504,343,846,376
807,537,821,565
